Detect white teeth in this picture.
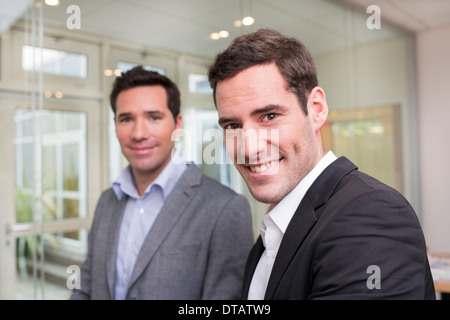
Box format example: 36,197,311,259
249,160,278,173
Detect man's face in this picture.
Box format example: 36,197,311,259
115,85,181,183
216,63,323,208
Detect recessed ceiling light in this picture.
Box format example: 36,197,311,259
242,16,255,26
210,32,220,40
45,0,60,6
54,91,64,99
219,30,229,38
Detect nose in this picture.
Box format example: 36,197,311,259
231,126,269,165
132,118,149,141
244,129,264,164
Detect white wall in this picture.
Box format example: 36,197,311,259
417,24,450,253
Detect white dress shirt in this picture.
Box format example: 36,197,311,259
247,151,337,300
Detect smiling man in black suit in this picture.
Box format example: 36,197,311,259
208,28,435,300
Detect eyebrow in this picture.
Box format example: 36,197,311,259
250,104,288,117
218,104,288,127
117,110,166,119
218,116,239,127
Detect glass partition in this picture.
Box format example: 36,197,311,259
13,107,88,299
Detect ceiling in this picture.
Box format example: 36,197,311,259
0,0,33,34
336,0,450,33
4,0,450,58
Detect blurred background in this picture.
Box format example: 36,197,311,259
0,0,449,299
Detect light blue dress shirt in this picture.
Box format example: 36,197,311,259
112,155,187,300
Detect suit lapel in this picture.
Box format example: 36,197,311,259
106,193,128,299
127,164,201,289
264,157,357,299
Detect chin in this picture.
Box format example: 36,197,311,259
249,190,283,206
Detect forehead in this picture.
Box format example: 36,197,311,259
216,64,285,97
116,85,168,110
215,64,296,114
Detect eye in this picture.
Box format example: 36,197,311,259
150,116,160,121
224,123,240,131
119,117,132,123
263,113,278,121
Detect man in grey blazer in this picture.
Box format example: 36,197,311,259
70,66,253,300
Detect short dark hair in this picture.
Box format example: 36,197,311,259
208,28,318,115
110,65,180,120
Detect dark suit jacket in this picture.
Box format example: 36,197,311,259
242,157,435,300
71,164,254,300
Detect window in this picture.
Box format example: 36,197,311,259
22,45,87,78
15,109,87,228
188,73,213,95
116,61,166,75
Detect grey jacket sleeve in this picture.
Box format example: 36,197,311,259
201,193,254,299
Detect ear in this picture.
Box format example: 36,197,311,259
172,114,183,139
307,86,328,132
114,114,119,136
175,114,183,129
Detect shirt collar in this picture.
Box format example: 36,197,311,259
112,149,187,201
264,151,337,235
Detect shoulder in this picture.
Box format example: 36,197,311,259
320,168,421,235
92,188,122,218
340,169,411,207
199,173,249,208
312,157,413,217
181,164,250,210
183,164,242,197
97,187,117,203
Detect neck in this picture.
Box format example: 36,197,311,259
134,176,152,197
131,168,161,197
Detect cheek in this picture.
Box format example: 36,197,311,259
224,136,238,158
162,127,178,143
115,128,127,143
117,128,132,143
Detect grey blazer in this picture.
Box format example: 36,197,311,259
70,164,254,300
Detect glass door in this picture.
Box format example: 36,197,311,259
0,2,102,299
14,108,87,299
0,95,100,300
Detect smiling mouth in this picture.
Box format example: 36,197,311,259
130,145,156,154
248,160,280,173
